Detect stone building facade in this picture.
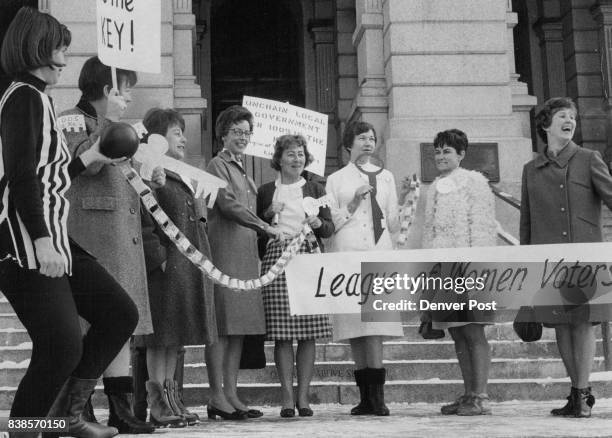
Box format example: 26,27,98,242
36,0,612,238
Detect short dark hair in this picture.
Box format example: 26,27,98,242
142,108,185,136
535,97,577,143
433,129,469,154
78,56,137,101
215,105,254,143
1,7,71,76
342,121,376,151
270,134,314,171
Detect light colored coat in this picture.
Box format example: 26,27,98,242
325,162,404,341
60,104,152,335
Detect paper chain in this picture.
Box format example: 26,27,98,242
397,174,420,247
119,165,310,291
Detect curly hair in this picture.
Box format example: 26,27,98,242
535,97,577,143
142,108,185,136
342,120,376,152
270,134,314,171
215,105,254,143
433,129,469,154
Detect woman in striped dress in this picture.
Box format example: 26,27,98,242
0,8,137,437
257,134,334,417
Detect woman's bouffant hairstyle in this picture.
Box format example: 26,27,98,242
535,97,577,143
142,108,185,137
78,56,137,101
270,134,314,171
1,7,71,76
342,120,376,152
215,105,254,143
433,129,469,154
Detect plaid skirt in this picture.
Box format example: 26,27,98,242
261,237,332,341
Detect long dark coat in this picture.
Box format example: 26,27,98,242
520,141,612,324
142,172,217,346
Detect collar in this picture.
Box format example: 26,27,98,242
14,72,47,92
274,176,306,189
534,141,580,168
219,149,244,167
76,96,97,120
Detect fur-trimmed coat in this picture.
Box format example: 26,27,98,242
423,167,497,249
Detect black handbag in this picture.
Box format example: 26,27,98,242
513,306,543,342
418,320,445,339
239,334,266,369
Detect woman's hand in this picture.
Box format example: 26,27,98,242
34,237,65,278
149,166,166,189
305,215,322,229
265,224,285,240
105,88,127,122
265,201,284,220
348,184,372,213
399,176,413,205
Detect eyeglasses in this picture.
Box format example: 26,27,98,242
228,128,253,138
357,136,376,143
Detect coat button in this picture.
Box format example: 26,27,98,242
187,200,193,206
560,184,564,189
130,208,136,214
561,207,565,212
562,231,567,236
189,216,195,222
132,237,139,244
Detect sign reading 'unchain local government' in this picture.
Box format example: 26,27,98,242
96,0,161,73
242,96,328,177
284,242,612,321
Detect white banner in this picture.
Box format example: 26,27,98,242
284,242,612,316
96,0,161,73
242,96,328,176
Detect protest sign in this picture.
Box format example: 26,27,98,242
284,242,612,319
96,0,161,74
242,96,328,176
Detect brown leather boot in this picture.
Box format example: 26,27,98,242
145,381,186,428
164,379,199,425
104,377,155,434
46,376,118,438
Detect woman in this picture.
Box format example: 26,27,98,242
520,97,612,418
0,7,137,438
326,120,409,416
257,134,334,417
422,129,497,416
139,108,217,427
205,105,281,420
60,55,157,434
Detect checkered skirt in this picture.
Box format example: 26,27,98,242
261,237,332,340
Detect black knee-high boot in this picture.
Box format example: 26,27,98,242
368,368,390,416
350,369,372,415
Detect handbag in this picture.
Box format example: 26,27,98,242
513,306,543,342
418,320,445,339
239,334,266,369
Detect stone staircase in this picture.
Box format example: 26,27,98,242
2,293,612,410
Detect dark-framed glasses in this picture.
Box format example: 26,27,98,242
228,128,253,138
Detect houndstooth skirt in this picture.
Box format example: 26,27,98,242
261,237,332,341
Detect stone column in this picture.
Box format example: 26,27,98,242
533,18,566,99
382,0,533,185
349,0,388,142
173,0,207,166
591,0,612,164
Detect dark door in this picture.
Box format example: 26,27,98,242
211,0,304,185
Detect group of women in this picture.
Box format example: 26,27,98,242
2,7,612,438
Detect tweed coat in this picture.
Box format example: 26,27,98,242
141,172,217,346
206,150,269,335
60,101,152,335
520,141,612,324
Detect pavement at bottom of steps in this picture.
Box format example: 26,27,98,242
2,400,612,438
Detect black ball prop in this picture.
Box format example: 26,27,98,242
99,122,140,159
